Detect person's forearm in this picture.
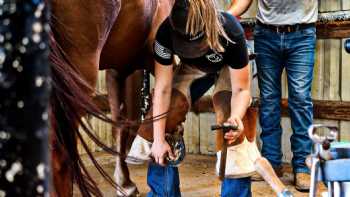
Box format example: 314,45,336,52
230,89,251,118
227,0,253,17
153,86,172,142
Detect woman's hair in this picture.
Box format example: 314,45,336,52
186,0,231,53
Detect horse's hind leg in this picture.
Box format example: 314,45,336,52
106,70,139,196
51,136,72,197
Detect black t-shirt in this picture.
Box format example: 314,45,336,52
154,12,249,73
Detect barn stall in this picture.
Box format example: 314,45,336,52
77,1,350,196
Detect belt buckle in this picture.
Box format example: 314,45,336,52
287,26,291,33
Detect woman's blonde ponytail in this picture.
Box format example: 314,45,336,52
186,0,231,53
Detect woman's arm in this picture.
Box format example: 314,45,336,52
229,65,251,119
224,65,251,143
151,61,175,165
227,0,253,17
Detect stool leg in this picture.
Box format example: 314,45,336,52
333,182,341,197
327,182,332,197
309,157,320,197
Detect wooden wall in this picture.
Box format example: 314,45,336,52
78,71,114,154
79,1,350,161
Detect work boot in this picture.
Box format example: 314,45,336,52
294,172,310,192
251,165,283,181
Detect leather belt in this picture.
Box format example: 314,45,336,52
256,20,315,33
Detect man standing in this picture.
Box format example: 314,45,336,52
228,0,317,192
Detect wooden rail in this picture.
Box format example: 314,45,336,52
95,94,350,121
192,96,350,121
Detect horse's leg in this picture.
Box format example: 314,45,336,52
137,89,189,141
51,135,72,197
212,90,258,151
106,70,139,196
123,71,143,150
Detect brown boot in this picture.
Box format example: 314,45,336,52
294,173,310,192
251,166,284,181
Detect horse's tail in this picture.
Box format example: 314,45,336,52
49,29,125,196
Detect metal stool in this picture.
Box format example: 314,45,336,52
308,125,350,197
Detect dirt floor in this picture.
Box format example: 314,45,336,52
77,153,326,197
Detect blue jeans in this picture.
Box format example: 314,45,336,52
254,24,316,173
147,164,251,197
147,163,181,197
221,177,251,197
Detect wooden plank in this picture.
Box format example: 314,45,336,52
316,22,350,39
340,38,350,141
312,40,325,99
193,97,350,121
320,0,341,12
340,122,350,141
184,112,200,154
319,0,326,12
341,39,350,100
106,113,113,148
249,41,260,98
281,118,292,162
319,35,341,140
281,70,288,98
199,113,216,155
323,39,340,100
343,0,350,10
199,113,208,154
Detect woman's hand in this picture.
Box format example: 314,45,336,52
151,139,175,166
223,115,244,144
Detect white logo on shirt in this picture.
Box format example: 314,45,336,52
155,41,172,59
206,53,223,63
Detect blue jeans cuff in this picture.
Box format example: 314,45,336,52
294,168,310,174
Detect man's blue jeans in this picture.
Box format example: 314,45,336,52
254,24,316,173
147,164,251,197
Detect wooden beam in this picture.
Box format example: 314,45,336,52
191,96,350,121
95,94,350,121
241,10,350,39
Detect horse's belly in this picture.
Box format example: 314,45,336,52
99,0,157,70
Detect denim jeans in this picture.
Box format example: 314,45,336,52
147,164,251,197
221,177,251,197
254,24,316,173
147,163,181,197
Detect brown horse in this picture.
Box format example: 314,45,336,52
50,0,258,196
50,0,173,196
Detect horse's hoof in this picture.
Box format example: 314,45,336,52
116,185,139,197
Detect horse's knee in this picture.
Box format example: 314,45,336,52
137,89,189,141
166,89,189,129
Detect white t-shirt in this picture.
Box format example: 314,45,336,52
256,0,318,25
